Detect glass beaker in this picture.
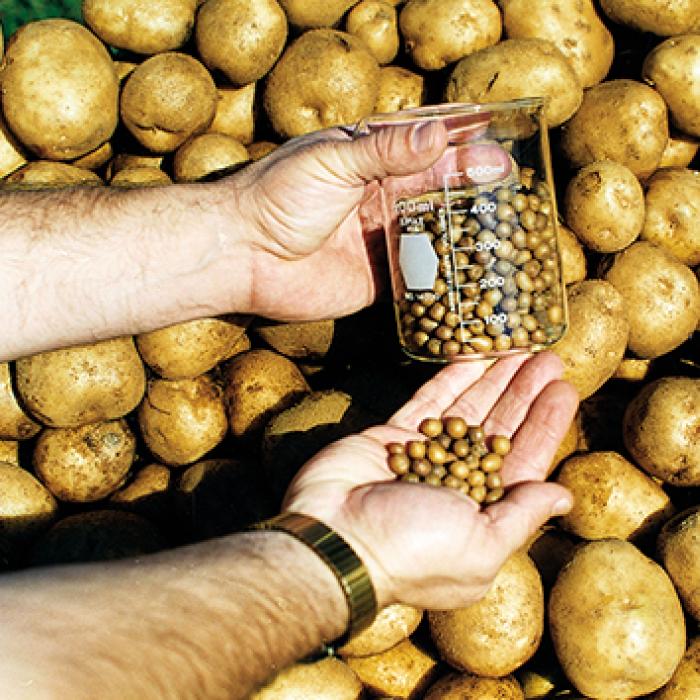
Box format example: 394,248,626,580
355,99,567,363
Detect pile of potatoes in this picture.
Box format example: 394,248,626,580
1,0,700,697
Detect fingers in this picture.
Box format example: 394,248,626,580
482,481,573,558
482,351,564,437
502,378,579,486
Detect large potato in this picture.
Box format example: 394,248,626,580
0,19,118,160
429,552,543,676
0,362,40,440
651,636,700,699
346,1,399,65
549,539,686,698
33,420,136,502
658,507,700,621
599,0,700,36
399,0,501,71
603,241,700,358
445,39,583,127
16,337,146,428
555,451,673,541
623,376,700,486
263,29,380,138
563,160,644,253
83,0,198,54
500,0,614,87
550,281,629,400
120,52,217,153
195,0,287,85
138,376,228,466
136,316,250,379
560,79,669,179
276,0,360,29
643,34,700,138
339,604,422,658
640,168,700,267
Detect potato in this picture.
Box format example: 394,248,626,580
643,34,700,138
659,131,699,168
33,419,136,502
0,462,57,542
223,349,310,437
83,0,197,54
613,357,652,382
549,539,686,698
264,29,380,138
339,604,423,657
120,52,217,153
173,133,248,182
16,337,146,428
110,464,171,505
599,0,700,36
623,376,700,486
445,39,582,128
429,552,543,676
346,1,399,65
500,0,614,88
0,442,18,467
195,0,287,85
658,507,700,621
3,161,103,188
253,319,334,359
374,66,425,113
136,315,251,379
208,84,256,145
560,79,669,179
110,166,173,187
556,223,587,285
399,0,501,71
555,451,673,541
248,142,279,161
0,362,40,440
276,0,360,29
603,241,700,358
115,60,139,83
563,160,644,253
0,114,27,179
640,168,700,267
72,142,113,170
1,20,118,160
30,510,164,566
138,376,228,466
550,281,629,400
345,637,439,699
424,673,524,699
251,657,362,699
109,153,164,176
650,636,700,699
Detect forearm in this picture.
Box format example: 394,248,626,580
0,532,348,699
0,182,253,361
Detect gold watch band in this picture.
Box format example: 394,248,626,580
253,512,378,645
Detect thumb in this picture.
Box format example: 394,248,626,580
315,121,449,184
484,482,573,557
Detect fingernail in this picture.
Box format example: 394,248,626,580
411,122,435,152
551,498,572,517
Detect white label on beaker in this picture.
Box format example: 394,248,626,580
399,234,439,290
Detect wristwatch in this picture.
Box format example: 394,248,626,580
253,512,378,654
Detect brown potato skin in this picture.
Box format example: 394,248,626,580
16,337,146,428
599,0,700,36
564,160,644,253
338,604,423,657
0,462,57,540
253,320,334,359
195,0,288,85
3,161,103,188
263,29,380,138
650,636,700,699
208,84,256,145
623,377,700,486
659,132,699,168
445,38,583,127
500,0,614,87
1,19,118,160
428,552,543,677
83,0,197,54
603,241,700,358
550,281,629,400
643,34,700,138
110,166,173,187
173,133,249,182
33,420,136,502
560,79,669,179
374,66,425,113
556,223,587,285
640,168,700,267
399,0,501,71
424,672,525,699
346,1,399,65
0,362,40,440
555,451,673,541
277,0,360,29
549,539,686,698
